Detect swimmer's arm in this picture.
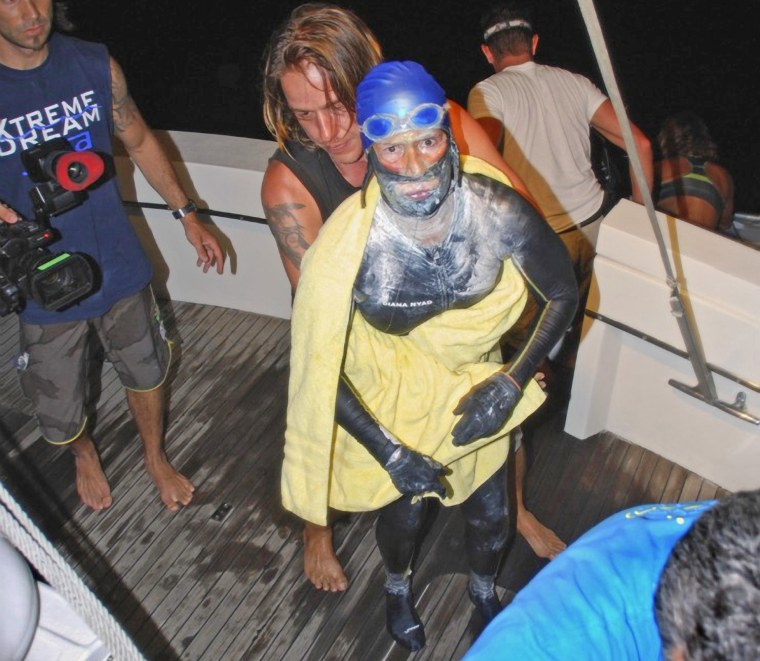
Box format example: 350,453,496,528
451,193,577,446
261,159,323,293
504,194,579,388
335,375,446,498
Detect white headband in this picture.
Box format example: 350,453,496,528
483,19,533,41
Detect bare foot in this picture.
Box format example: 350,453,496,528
303,523,348,592
145,454,195,512
71,437,112,510
517,509,566,559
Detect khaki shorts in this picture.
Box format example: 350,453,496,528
16,287,171,445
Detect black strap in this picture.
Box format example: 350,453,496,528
557,189,617,235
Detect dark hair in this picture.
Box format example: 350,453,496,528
261,3,382,151
53,1,75,32
655,489,760,659
480,3,534,58
657,111,719,162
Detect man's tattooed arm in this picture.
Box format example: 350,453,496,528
264,202,310,272
110,57,141,135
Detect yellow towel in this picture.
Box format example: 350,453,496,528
283,156,545,526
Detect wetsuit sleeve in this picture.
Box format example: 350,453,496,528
451,186,578,446
501,189,579,388
335,375,447,497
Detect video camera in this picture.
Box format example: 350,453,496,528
0,138,105,317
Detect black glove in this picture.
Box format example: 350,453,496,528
384,445,447,498
451,372,521,446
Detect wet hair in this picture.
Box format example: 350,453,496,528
261,3,383,151
655,489,760,660
480,3,535,59
657,111,719,162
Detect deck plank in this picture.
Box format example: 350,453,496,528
0,302,740,660
497,408,580,592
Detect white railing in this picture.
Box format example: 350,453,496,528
566,200,760,491
115,131,293,320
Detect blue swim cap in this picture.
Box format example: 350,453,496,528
356,61,448,150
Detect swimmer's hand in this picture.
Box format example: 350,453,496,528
451,372,521,446
385,446,447,498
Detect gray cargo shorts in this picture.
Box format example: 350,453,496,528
16,287,171,445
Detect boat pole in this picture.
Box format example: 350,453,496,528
575,0,758,425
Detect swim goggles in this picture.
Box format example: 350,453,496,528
360,102,448,143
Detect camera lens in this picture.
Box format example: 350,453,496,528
65,161,88,185
29,252,94,310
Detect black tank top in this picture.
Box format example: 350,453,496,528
270,141,360,221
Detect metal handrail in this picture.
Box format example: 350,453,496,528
122,200,267,225
586,310,760,424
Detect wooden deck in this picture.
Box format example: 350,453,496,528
0,300,730,660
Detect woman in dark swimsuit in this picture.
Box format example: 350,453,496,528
655,111,734,232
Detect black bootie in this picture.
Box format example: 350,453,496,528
468,575,503,624
385,588,425,651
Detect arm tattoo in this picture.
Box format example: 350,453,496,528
110,62,139,134
264,202,310,269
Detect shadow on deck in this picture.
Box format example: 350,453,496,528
0,300,729,660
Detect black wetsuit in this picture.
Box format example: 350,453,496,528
335,169,577,645
344,172,577,422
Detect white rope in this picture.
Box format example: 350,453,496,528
0,480,145,660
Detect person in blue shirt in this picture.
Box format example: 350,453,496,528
464,489,760,660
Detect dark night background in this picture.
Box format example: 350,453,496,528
65,0,759,212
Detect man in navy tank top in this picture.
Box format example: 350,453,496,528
0,0,225,512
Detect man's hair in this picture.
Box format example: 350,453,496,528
655,489,760,659
657,111,719,163
480,3,535,59
53,1,75,32
261,3,383,151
